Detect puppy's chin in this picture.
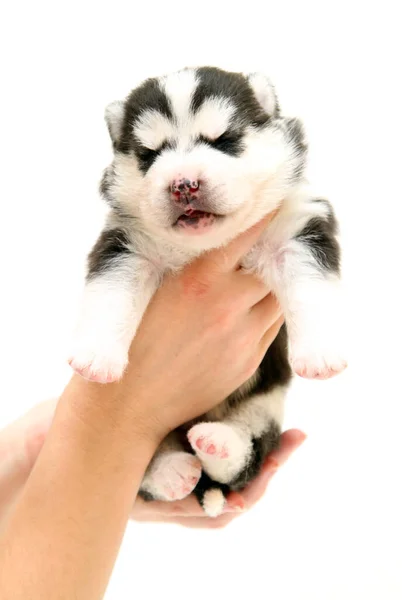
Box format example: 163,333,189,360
137,212,231,252
174,211,220,235
164,210,258,252
170,215,232,251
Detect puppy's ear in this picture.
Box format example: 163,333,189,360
105,100,125,146
247,73,280,117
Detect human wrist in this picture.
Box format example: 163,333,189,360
62,374,168,452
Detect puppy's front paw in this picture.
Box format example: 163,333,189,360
291,338,347,380
68,345,128,383
292,356,347,379
142,452,202,501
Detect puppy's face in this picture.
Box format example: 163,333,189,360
103,67,306,250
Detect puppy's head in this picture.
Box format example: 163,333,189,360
103,67,306,250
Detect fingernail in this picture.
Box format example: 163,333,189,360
223,505,244,513
224,498,245,513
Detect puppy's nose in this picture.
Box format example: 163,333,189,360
171,178,199,204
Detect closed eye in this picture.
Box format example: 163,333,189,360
136,140,174,171
198,131,244,156
137,147,158,164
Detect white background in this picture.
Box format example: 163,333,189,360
1,1,401,599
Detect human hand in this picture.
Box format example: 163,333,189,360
0,400,304,531
130,429,306,528
119,212,283,440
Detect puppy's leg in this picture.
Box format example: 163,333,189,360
69,228,159,383
140,432,202,502
272,199,347,380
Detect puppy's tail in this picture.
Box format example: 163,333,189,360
193,472,230,518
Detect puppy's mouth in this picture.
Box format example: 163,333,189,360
175,209,220,233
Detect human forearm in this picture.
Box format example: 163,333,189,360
0,376,159,600
0,399,56,528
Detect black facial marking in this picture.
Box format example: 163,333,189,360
282,116,308,179
98,164,134,216
197,131,244,157
87,228,131,280
99,164,118,208
116,77,174,164
191,66,270,128
284,117,305,150
99,168,111,198
295,207,340,274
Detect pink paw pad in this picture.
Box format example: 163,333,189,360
195,438,226,456
292,358,347,380
188,426,232,460
149,453,202,502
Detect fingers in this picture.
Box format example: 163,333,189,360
239,429,306,508
131,489,245,521
250,312,284,369
131,494,206,521
200,211,278,274
168,513,235,529
250,292,282,330
264,428,307,468
228,273,270,310
258,315,284,355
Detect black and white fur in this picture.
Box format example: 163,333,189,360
69,67,346,517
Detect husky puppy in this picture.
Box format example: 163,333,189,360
69,67,346,516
